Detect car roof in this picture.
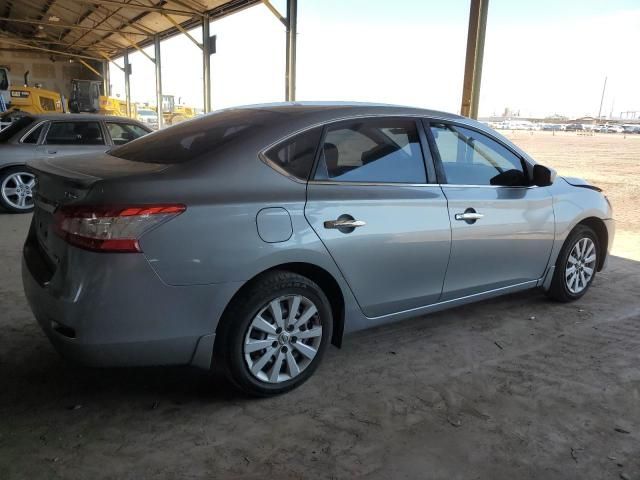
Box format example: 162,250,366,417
222,101,464,120
30,113,140,122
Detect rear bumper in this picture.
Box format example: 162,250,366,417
22,230,241,369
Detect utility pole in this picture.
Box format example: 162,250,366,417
460,0,489,119
597,76,607,121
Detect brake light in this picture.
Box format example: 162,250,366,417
53,204,186,253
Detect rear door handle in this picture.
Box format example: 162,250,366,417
324,219,366,229
47,150,57,154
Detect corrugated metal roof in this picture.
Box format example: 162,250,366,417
0,0,259,62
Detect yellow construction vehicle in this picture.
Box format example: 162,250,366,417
4,71,65,115
161,95,195,125
69,79,136,118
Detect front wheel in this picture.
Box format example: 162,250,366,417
215,271,333,396
547,225,599,302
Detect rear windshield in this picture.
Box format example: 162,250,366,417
110,109,272,164
0,115,34,143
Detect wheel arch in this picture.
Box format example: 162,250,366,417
576,216,608,271
217,262,346,348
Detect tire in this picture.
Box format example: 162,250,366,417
0,167,36,213
214,270,333,396
547,225,599,302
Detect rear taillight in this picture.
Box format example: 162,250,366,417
53,204,185,253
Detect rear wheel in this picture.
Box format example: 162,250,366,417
215,271,333,396
547,225,599,302
0,167,36,213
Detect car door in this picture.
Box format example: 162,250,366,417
426,120,555,301
305,117,451,318
38,120,108,158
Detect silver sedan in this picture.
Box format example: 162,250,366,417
22,103,614,396
0,112,151,212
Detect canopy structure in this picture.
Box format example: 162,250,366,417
0,0,487,121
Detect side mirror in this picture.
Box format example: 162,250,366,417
533,164,556,187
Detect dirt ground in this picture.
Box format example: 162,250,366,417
1,131,639,479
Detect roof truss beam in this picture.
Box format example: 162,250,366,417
72,0,203,18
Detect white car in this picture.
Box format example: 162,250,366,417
137,109,159,130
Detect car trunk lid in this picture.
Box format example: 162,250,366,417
27,153,169,274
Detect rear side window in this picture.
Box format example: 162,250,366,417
315,118,426,183
0,115,34,143
106,122,149,145
263,127,322,180
45,121,104,145
22,123,45,144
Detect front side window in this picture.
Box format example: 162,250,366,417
45,121,104,146
263,127,322,180
315,118,426,183
106,122,149,145
430,123,528,186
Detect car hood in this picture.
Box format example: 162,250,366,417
562,176,602,192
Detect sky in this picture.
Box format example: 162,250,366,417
110,0,640,119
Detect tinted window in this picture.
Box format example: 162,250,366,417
315,118,426,183
0,115,34,143
110,109,272,164
22,123,45,144
264,127,321,180
0,69,8,90
430,123,528,186
45,121,104,145
106,122,149,145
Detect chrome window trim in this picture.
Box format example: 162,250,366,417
18,120,48,144
308,180,441,187
259,113,461,184
307,180,539,189
440,184,540,190
258,112,537,186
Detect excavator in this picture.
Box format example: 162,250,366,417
69,79,136,118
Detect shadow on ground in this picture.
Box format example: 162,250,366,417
1,210,639,480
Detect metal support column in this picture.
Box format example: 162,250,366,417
202,14,212,113
102,60,110,97
460,0,489,119
285,0,297,101
124,49,131,117
154,35,164,129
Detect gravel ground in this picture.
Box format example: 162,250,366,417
0,131,638,479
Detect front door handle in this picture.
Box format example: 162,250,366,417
455,208,484,224
455,212,484,221
324,218,366,229
47,150,57,154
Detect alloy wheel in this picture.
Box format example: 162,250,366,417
565,237,597,294
1,171,36,210
244,295,323,384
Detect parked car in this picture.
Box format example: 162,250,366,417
600,124,624,133
137,108,159,130
565,123,584,131
622,124,640,134
542,124,562,131
22,103,614,396
0,113,151,212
